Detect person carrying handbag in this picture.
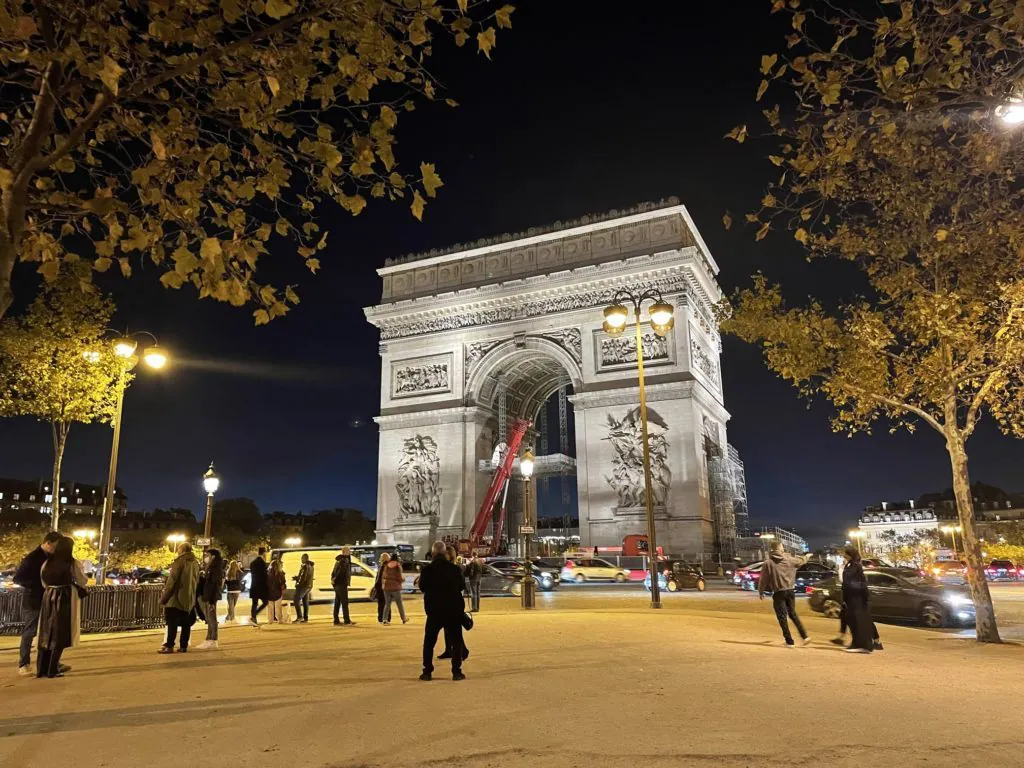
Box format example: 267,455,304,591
159,543,200,654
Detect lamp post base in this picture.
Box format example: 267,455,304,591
521,577,536,609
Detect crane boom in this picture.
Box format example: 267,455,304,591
468,417,531,551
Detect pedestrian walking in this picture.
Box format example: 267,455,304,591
292,554,314,623
758,543,812,648
841,546,875,654
331,546,354,626
249,547,269,627
419,541,468,681
224,560,242,623
158,542,200,654
35,536,88,678
382,552,408,625
13,531,62,676
197,548,225,650
268,558,288,623
830,554,882,650
465,555,484,613
373,552,389,623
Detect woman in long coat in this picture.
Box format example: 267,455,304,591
841,545,875,654
37,536,88,677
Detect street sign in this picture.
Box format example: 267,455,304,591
196,537,211,547
519,526,535,534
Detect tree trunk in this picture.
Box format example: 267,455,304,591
50,422,68,532
946,433,1001,643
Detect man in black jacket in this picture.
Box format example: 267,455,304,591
331,546,354,626
249,547,269,627
418,541,467,681
13,531,62,675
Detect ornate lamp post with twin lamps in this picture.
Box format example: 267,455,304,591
601,288,675,609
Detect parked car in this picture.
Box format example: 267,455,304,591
985,559,1021,582
561,557,630,584
487,558,559,591
644,562,706,592
807,568,975,628
930,560,967,584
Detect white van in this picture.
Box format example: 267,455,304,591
272,547,377,603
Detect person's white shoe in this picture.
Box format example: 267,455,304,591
844,647,871,654
197,640,219,650
17,665,33,677
801,637,812,647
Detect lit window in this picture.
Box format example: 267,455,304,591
12,494,19,501
29,495,35,501
61,496,67,504
76,498,82,505
0,492,4,500
45,494,53,503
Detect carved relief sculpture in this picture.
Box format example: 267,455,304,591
394,363,449,395
690,339,719,386
464,339,503,383
600,332,669,367
603,408,671,510
396,435,441,519
538,328,583,365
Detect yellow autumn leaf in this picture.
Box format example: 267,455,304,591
755,222,770,241
725,124,748,144
14,16,37,39
200,237,222,259
150,132,167,160
411,189,426,221
420,162,443,198
265,0,294,20
160,271,186,289
306,258,321,273
275,218,289,236
722,211,732,230
340,193,367,215
254,309,271,325
457,0,468,11
477,28,497,59
756,79,769,102
94,257,113,273
285,286,300,305
380,105,398,128
99,55,124,95
794,228,809,244
495,5,515,29
894,56,909,77
266,75,280,97
935,229,949,242
760,54,778,75
38,261,60,281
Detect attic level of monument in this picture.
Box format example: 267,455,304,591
373,201,719,305
364,201,746,567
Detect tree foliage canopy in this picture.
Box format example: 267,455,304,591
0,0,515,320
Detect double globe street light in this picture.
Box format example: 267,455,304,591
93,331,169,585
602,288,674,609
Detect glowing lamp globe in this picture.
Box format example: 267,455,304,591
143,345,168,369
602,304,629,337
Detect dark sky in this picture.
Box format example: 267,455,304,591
2,2,1023,545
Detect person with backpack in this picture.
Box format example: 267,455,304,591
382,552,408,625
197,548,225,650
292,554,314,623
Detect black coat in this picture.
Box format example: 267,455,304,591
203,559,225,604
332,555,352,588
13,546,47,610
842,561,874,650
248,557,269,599
419,555,466,620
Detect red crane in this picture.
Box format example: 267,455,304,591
465,417,531,555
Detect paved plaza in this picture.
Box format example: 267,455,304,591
2,585,1023,768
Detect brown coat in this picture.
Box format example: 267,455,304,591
382,560,404,593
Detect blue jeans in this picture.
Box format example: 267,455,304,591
293,587,310,621
19,605,40,669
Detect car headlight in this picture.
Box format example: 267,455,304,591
541,572,551,578
944,594,973,607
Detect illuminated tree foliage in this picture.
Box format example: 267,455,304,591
723,1,1024,642
0,275,121,530
0,0,515,320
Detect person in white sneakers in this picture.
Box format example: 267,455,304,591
758,543,812,648
197,548,225,650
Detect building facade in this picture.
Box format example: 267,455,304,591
0,478,127,522
364,200,741,563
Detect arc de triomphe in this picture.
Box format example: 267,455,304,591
364,200,736,561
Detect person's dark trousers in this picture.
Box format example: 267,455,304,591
19,605,40,669
423,615,464,674
838,604,847,635
333,586,351,623
36,647,64,678
469,581,481,612
294,587,310,621
164,607,192,650
250,597,268,622
771,589,807,644
376,591,386,623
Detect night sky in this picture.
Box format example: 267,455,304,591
2,2,1023,545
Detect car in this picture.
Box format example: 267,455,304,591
985,559,1020,582
738,560,834,593
487,558,560,591
861,558,894,569
733,561,762,588
807,568,975,628
413,563,516,598
644,562,706,592
134,569,167,585
930,560,967,584
275,548,377,602
561,557,631,584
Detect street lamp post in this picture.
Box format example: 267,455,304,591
601,288,675,609
520,449,536,610
95,332,168,585
941,525,962,558
203,463,220,540
848,530,865,557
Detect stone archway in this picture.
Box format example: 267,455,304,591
366,200,743,564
